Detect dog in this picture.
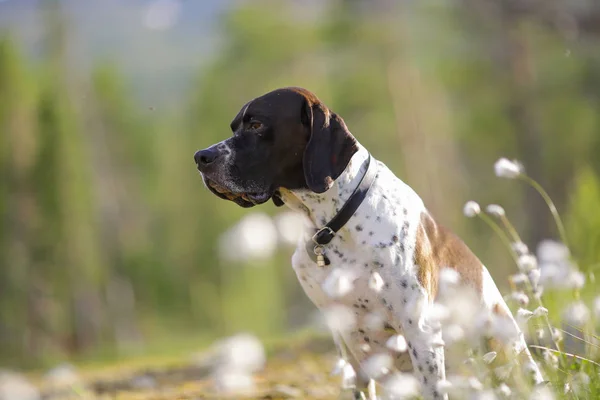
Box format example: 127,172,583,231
194,87,544,399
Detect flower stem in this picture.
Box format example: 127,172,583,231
519,174,569,248
477,213,519,264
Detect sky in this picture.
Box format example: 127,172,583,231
0,0,238,106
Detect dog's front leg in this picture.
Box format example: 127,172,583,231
390,282,447,400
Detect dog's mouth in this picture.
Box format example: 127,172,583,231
203,177,272,208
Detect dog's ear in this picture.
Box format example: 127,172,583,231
302,101,359,193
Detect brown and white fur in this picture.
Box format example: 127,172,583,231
194,87,544,400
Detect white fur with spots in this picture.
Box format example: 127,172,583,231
281,144,543,400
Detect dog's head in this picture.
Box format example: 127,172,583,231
194,87,359,208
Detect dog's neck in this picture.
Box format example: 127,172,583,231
281,144,372,230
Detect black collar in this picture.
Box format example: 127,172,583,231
305,153,377,265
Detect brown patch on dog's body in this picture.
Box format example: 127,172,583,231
414,212,483,300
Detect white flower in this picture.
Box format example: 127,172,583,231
363,311,386,331
485,204,506,217
565,270,585,289
384,372,421,399
494,157,523,179
482,351,497,364
436,379,453,395
331,358,347,376
517,308,534,321
511,241,529,256
509,273,528,286
322,305,356,334
463,201,481,217
218,212,278,263
533,306,548,317
273,211,305,246
528,268,541,288
368,271,385,292
439,267,460,288
517,254,538,272
361,353,393,380
494,363,513,380
551,328,563,342
341,363,357,390
538,239,570,264
508,292,529,307
386,334,408,353
531,385,556,400
562,301,590,326
543,350,559,370
497,383,511,398
322,268,355,299
213,333,266,374
0,371,40,400
213,370,255,394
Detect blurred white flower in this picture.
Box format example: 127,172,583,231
322,268,355,299
538,239,570,263
533,306,548,317
43,363,80,390
485,204,506,217
440,267,460,286
482,351,497,364
331,358,347,376
497,383,511,398
493,363,513,380
570,372,590,394
368,271,384,292
213,370,254,394
543,350,559,370
551,328,563,342
218,212,278,263
362,353,393,380
143,0,182,31
426,303,450,324
340,362,356,390
443,324,465,344
436,379,453,395
511,241,529,256
562,301,590,326
517,254,538,272
0,371,40,400
531,384,555,400
386,334,407,353
494,158,523,179
463,201,481,218
322,305,356,334
528,268,541,288
363,310,386,332
565,270,585,289
508,291,529,307
509,273,527,286
273,211,305,246
516,308,534,325
212,333,266,374
383,372,420,399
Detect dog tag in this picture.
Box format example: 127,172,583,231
314,245,326,268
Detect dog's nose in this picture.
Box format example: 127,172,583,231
194,148,219,168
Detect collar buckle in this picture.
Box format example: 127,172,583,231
312,226,336,246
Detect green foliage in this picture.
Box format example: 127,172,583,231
566,166,600,272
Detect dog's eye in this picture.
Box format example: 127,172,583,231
248,121,263,131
